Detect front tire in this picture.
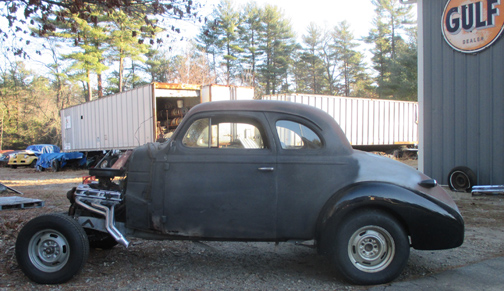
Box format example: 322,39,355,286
15,213,89,284
325,210,410,285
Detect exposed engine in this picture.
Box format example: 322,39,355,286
69,176,129,247
67,149,132,248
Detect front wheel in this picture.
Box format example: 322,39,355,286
325,210,410,285
15,213,89,284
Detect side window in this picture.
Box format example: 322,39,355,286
276,120,322,150
182,118,265,149
182,118,210,147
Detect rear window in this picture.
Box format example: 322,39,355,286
276,120,322,150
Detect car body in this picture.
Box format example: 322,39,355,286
36,152,87,172
0,150,16,167
8,144,60,168
15,101,464,285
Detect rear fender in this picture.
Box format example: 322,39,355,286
317,182,464,251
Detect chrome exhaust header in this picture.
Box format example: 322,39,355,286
74,183,130,248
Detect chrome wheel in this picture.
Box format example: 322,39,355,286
347,225,395,273
28,229,70,273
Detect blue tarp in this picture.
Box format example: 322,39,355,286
36,152,86,169
26,144,61,156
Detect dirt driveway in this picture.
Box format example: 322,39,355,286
1,161,504,290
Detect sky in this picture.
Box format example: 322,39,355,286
201,0,379,40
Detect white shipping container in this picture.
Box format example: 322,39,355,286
61,83,254,152
262,94,418,148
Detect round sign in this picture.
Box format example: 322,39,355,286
442,0,504,53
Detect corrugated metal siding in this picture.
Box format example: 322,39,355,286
263,94,418,147
61,84,154,151
422,0,504,185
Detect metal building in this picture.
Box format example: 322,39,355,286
418,0,504,185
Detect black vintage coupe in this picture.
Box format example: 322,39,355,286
16,100,464,285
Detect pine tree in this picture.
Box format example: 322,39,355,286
57,14,109,101
142,48,172,83
257,5,296,95
318,27,339,95
216,0,242,85
197,20,221,82
332,21,367,97
106,9,159,93
299,23,327,94
237,2,263,87
366,0,415,99
2,0,200,58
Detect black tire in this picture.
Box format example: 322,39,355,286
15,213,90,284
51,160,60,172
29,160,37,168
324,210,410,285
448,166,476,192
85,229,118,249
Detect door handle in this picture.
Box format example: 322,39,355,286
258,167,274,172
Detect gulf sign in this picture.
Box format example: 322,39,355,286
442,0,504,53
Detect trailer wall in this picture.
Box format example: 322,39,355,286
201,84,255,102
263,94,418,148
61,85,155,152
61,84,255,152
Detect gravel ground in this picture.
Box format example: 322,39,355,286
1,160,504,290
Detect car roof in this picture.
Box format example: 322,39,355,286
190,100,332,125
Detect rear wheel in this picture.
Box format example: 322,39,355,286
15,213,89,284
324,210,409,285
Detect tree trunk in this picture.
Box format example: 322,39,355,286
87,70,92,102
119,56,124,93
97,74,103,98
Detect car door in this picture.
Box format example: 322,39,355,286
269,114,356,239
162,111,278,239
